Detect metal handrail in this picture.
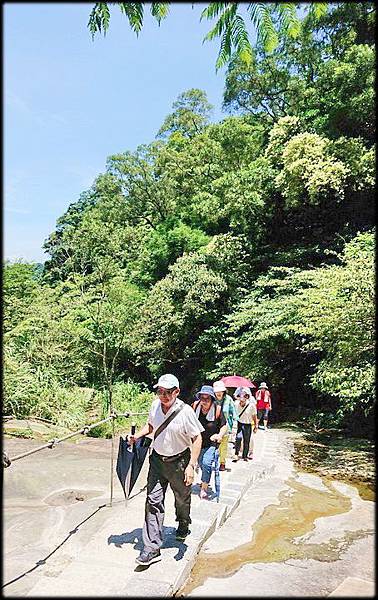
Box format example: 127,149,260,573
3,410,149,468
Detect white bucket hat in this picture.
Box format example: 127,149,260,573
259,382,268,389
234,386,252,399
213,380,227,393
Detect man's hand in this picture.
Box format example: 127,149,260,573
124,422,153,445
184,464,195,486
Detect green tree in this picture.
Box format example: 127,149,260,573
132,252,228,389
88,3,327,69
296,231,375,420
222,3,375,144
66,264,145,409
43,189,98,283
214,231,375,427
3,261,42,333
157,89,213,139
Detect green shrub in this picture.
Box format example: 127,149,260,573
89,381,154,438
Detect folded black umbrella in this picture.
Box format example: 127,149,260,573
116,432,151,499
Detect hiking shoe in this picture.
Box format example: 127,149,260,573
219,463,226,471
176,523,190,540
135,549,161,566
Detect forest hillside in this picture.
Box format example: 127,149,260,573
3,4,375,438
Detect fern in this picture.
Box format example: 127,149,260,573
215,25,233,70
276,3,301,39
201,3,231,21
203,3,238,69
119,3,144,35
150,3,170,24
88,3,111,38
203,6,234,42
88,1,328,68
203,16,227,43
230,15,253,67
309,3,328,20
248,3,278,53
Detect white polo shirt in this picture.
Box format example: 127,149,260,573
148,398,204,457
235,400,257,424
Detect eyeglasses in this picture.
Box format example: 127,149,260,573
156,387,176,397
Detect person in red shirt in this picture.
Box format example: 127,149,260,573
255,382,272,430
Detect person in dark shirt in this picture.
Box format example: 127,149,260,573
192,385,228,500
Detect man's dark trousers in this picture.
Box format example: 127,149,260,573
142,448,191,552
235,422,252,459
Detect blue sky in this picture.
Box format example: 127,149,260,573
4,2,230,263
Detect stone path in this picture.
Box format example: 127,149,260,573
3,429,274,597
3,429,375,597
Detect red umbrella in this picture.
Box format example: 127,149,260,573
221,375,256,389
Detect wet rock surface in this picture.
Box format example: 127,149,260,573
43,489,104,506
178,429,375,597
290,428,375,500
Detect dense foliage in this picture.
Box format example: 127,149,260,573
4,3,375,436
88,2,328,69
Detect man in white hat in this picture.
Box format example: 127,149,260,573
255,382,272,430
128,374,204,565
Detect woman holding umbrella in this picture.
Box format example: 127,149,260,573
220,375,256,448
192,385,228,500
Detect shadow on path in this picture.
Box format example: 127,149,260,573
108,525,188,563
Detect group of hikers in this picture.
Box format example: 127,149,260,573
127,373,272,566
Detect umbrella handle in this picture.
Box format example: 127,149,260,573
131,423,136,435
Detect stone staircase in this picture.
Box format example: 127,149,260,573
23,430,278,597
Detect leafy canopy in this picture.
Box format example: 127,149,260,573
88,3,328,69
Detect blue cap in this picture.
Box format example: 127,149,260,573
195,385,216,400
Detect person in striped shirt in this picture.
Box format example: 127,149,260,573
232,387,258,462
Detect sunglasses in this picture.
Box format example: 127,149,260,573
156,387,176,397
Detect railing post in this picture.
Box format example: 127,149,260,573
109,412,116,507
